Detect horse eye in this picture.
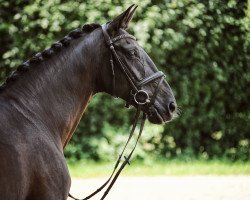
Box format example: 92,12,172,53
128,50,137,57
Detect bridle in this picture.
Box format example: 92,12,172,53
101,23,166,107
69,23,166,200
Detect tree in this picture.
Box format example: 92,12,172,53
0,0,249,161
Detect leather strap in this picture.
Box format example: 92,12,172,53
109,45,139,92
69,107,144,200
149,75,165,106
100,113,146,200
102,23,136,45
137,71,165,87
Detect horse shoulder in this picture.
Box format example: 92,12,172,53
0,100,70,200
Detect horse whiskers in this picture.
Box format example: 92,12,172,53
175,106,182,117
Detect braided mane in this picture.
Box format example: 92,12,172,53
0,23,100,92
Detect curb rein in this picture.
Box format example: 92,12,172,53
69,23,166,200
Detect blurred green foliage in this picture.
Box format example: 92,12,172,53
0,0,249,161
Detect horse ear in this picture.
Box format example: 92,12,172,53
108,4,138,32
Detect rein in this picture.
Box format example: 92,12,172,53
69,23,166,200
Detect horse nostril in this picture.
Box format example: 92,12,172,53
168,102,176,113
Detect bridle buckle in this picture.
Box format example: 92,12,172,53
133,90,150,105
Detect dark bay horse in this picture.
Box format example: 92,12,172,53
0,5,176,200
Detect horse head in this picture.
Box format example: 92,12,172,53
95,5,177,124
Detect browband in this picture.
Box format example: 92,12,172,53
102,23,136,46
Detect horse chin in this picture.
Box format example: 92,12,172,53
146,105,172,125
147,112,164,124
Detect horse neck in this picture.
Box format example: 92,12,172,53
3,36,98,151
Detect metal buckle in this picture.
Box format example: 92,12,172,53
133,90,150,105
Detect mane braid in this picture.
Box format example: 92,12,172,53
0,23,101,92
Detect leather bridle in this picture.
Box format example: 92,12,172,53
101,23,166,107
69,23,166,200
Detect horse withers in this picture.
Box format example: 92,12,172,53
0,5,177,200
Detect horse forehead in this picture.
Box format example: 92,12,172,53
117,38,136,48
116,29,136,41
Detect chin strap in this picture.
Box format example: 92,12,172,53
68,106,146,200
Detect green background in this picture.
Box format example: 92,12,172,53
0,0,249,162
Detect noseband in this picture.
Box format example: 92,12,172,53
101,23,166,107
69,24,166,200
